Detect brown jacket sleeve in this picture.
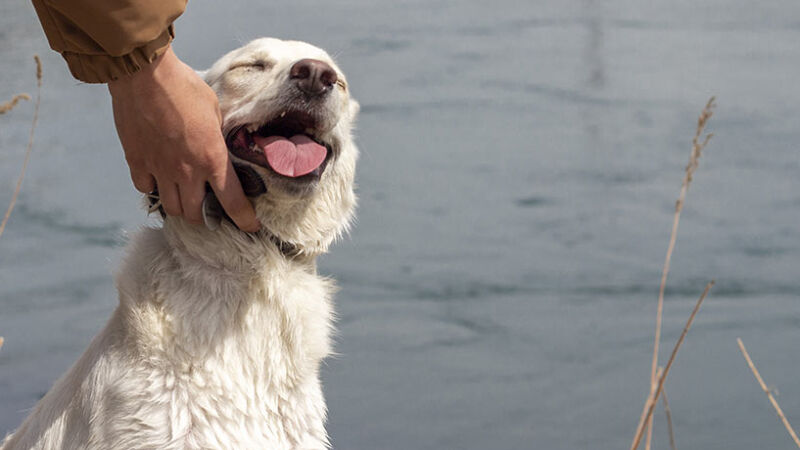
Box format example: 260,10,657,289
31,0,187,83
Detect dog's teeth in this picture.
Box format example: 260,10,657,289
280,111,286,118
246,124,259,133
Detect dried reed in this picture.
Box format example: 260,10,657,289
645,97,716,449
0,94,31,115
660,372,677,450
0,55,42,241
736,338,800,448
631,280,714,450
648,366,677,450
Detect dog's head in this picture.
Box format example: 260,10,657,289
202,38,359,255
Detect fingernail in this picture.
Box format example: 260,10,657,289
244,220,261,233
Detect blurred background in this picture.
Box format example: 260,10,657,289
2,1,800,448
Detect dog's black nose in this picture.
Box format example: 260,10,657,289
290,59,337,96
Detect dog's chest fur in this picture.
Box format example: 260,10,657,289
120,229,334,449
3,228,334,450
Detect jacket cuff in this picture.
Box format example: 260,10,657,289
60,26,174,84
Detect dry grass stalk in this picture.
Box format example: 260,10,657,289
736,338,800,448
631,280,714,450
0,94,31,115
0,55,42,241
645,367,677,450
660,371,677,450
645,97,716,449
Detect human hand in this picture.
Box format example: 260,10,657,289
108,45,260,232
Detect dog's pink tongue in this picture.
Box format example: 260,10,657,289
253,134,327,177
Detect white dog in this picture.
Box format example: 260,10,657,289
3,38,359,449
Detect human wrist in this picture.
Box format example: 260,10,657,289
107,45,177,97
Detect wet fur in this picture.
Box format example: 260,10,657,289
2,38,358,449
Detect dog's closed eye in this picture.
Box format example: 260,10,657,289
230,60,274,71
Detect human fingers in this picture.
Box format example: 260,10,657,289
129,168,156,194
158,182,183,217
179,181,205,225
209,160,260,232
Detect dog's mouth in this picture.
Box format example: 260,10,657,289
226,111,333,181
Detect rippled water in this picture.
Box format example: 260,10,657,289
2,1,800,448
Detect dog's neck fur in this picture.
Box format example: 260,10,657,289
130,208,341,357
162,217,317,273
154,161,356,274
